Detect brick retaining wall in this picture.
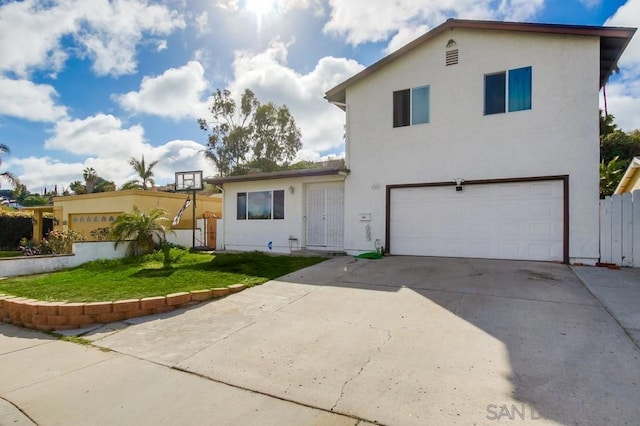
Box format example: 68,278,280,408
0,284,246,331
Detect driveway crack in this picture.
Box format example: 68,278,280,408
452,295,464,316
330,326,392,412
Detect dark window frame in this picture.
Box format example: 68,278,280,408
393,86,430,128
484,66,532,116
236,190,285,221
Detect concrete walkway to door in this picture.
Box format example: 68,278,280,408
1,256,639,425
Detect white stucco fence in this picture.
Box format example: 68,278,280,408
0,241,128,279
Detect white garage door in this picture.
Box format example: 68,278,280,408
389,180,564,261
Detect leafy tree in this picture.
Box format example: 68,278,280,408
21,194,49,206
69,180,86,195
198,88,302,176
598,112,640,195
110,206,171,257
93,176,116,193
600,156,626,198
599,109,618,137
70,171,115,194
12,184,29,203
0,144,20,190
128,155,159,190
600,129,640,165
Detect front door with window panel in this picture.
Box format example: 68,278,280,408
306,184,344,248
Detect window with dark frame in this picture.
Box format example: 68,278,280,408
393,89,410,127
393,86,430,128
484,66,532,115
236,190,285,220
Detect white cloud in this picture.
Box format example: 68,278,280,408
0,1,77,77
384,24,429,54
157,40,168,52
603,0,640,131
227,39,364,156
10,113,215,192
322,0,544,48
603,79,640,131
10,139,215,194
195,11,209,36
0,0,185,77
44,114,149,158
0,77,67,122
578,0,601,8
115,61,209,119
605,0,640,72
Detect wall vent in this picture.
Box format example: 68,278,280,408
446,49,459,66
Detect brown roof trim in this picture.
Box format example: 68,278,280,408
325,18,636,104
205,167,350,185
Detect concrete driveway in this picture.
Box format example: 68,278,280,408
90,256,640,425
2,256,640,425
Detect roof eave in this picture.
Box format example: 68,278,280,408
205,168,350,186
324,19,637,103
614,157,640,195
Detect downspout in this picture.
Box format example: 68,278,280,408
215,185,224,250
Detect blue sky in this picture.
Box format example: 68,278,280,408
1,0,639,194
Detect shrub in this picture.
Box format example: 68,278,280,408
90,227,112,241
41,229,85,254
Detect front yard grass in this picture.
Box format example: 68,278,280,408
0,249,326,303
0,251,22,258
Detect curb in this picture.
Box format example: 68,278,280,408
0,284,247,331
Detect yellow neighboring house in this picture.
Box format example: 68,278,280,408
614,157,640,195
33,189,222,246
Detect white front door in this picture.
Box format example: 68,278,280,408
306,183,344,248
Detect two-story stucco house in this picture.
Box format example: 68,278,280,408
208,19,635,265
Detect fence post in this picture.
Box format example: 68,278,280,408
600,197,612,264
633,190,640,268
621,192,633,267
611,194,623,265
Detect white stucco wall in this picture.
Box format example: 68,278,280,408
342,29,601,263
0,241,128,278
221,175,346,253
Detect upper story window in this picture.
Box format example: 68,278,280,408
484,66,532,115
393,85,430,127
237,190,285,220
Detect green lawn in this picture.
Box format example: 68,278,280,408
0,251,22,258
0,249,326,302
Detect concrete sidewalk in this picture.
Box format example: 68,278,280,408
572,265,640,347
0,323,360,426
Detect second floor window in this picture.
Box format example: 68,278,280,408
484,66,532,115
393,85,430,127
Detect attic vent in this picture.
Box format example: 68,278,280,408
446,49,459,66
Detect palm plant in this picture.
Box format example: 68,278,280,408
600,156,626,198
111,206,172,257
1,144,20,189
128,155,159,190
83,167,98,193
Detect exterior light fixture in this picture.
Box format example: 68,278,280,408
455,178,464,192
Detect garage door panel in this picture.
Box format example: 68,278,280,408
390,181,564,261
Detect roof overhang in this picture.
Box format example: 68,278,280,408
614,157,640,195
325,19,637,106
205,167,350,186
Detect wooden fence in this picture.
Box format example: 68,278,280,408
600,190,640,267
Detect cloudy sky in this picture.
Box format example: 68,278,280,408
1,0,639,194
